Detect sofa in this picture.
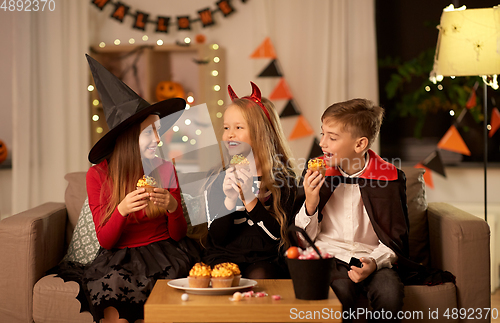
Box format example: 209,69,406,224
0,167,491,323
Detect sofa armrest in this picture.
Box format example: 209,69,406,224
427,202,490,314
0,202,67,323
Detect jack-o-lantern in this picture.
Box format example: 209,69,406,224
156,81,185,102
0,140,8,164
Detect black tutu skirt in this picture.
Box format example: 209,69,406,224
51,237,200,323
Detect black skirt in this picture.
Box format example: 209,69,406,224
52,237,200,323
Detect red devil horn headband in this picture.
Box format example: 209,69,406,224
227,82,271,122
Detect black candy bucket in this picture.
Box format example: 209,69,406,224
286,225,335,300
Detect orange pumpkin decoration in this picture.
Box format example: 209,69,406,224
156,81,185,102
0,140,8,164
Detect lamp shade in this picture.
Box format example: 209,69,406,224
431,5,500,78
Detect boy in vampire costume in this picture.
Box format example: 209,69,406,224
294,99,454,323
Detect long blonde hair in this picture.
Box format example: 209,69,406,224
225,97,297,248
100,121,165,225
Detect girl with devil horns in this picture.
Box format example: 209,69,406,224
202,82,298,278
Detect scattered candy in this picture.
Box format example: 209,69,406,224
181,293,189,301
255,292,267,297
232,292,242,301
272,295,282,300
243,292,252,298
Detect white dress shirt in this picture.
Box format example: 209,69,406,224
295,154,397,270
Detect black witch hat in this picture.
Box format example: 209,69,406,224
86,54,186,164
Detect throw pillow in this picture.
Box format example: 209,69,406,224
63,197,100,265
402,166,430,267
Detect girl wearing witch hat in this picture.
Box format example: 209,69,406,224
60,55,199,323
202,82,298,278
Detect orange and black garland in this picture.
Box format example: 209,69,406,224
91,0,243,32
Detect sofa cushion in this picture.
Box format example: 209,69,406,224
63,198,99,265
401,167,429,267
402,282,457,322
64,172,88,245
33,274,94,323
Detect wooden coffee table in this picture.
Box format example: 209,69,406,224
144,279,342,322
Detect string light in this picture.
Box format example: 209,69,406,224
158,141,163,147
182,136,189,142
218,100,224,106
99,42,106,48
195,129,202,135
157,39,164,46
487,124,492,131
87,85,94,92
142,35,148,41
425,86,431,92
173,126,180,132
184,37,191,44
93,99,100,106
190,139,196,145
212,44,219,50
114,39,121,45
129,38,135,44
187,96,194,103
185,119,191,125
214,85,221,91
92,115,99,121
211,70,219,76
213,57,220,63
451,76,456,79
437,84,443,90
450,110,455,116
96,127,103,133
216,112,222,118
185,104,190,110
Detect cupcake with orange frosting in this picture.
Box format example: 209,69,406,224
211,266,234,288
188,262,211,288
308,158,326,177
216,262,241,287
137,175,157,193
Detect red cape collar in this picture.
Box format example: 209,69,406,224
321,149,398,181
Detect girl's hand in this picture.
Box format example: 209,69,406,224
223,168,240,201
149,188,178,213
304,169,325,215
117,188,149,217
234,167,255,204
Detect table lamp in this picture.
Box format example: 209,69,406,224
430,4,500,221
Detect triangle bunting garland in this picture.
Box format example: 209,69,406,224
490,107,500,138
280,100,301,118
258,60,282,77
437,125,471,156
269,78,293,100
422,150,446,178
250,37,277,59
289,116,314,140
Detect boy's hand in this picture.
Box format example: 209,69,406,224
348,257,377,283
304,169,325,215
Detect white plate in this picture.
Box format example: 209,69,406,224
167,278,257,295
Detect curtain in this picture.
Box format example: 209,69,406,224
11,2,90,214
